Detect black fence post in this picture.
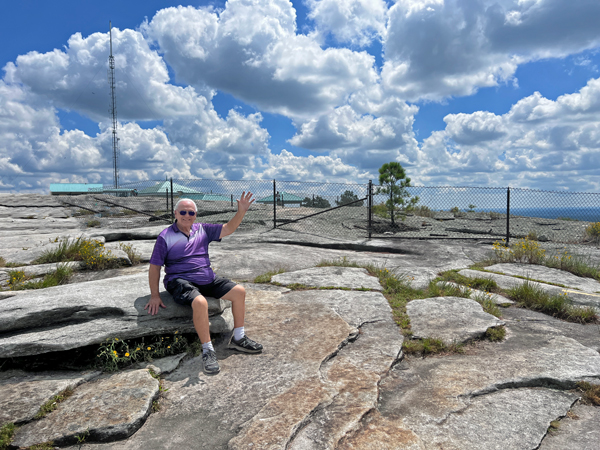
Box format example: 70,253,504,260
170,178,174,223
273,179,277,229
368,180,372,239
506,187,510,246
231,194,233,207
165,188,169,219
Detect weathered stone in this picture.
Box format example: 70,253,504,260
486,263,600,293
271,266,382,290
0,370,100,425
432,211,455,221
0,272,233,357
458,268,600,308
406,296,505,344
539,403,600,450
89,226,166,242
0,217,81,234
11,369,159,447
131,353,187,375
436,281,515,305
417,388,578,449
1,235,106,265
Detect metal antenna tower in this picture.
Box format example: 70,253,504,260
108,21,119,189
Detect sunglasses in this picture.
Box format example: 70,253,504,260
178,210,196,216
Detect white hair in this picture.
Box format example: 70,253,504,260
174,198,197,212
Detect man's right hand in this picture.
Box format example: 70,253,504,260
145,294,166,315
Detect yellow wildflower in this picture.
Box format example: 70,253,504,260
125,353,130,357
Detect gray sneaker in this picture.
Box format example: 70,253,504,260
228,335,263,353
202,349,220,375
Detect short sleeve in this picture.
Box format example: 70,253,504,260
149,235,168,266
202,223,223,243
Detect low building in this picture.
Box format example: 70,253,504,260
50,183,103,195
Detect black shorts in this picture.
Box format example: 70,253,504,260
166,276,237,306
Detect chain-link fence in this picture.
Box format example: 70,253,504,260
55,179,600,246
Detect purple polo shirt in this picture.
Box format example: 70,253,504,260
149,221,223,288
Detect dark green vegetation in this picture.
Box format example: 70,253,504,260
376,162,419,227
7,265,73,291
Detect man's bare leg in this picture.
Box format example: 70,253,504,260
221,284,246,328
191,294,211,343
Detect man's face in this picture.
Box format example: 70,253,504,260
175,200,197,227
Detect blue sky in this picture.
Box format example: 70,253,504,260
1,0,600,192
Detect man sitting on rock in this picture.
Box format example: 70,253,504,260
145,192,263,375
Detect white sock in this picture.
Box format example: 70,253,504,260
202,341,214,354
234,326,245,341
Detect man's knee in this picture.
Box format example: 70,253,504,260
191,295,208,310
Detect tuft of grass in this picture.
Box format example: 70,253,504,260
576,381,600,405
507,281,598,324
86,218,101,227
34,388,74,419
428,280,471,298
472,292,502,318
437,270,499,293
253,268,286,283
152,400,161,412
0,256,4,268
402,337,464,356
0,423,16,450
485,326,506,341
316,256,361,268
29,442,55,450
119,243,141,265
75,430,90,444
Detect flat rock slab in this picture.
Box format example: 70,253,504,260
271,266,383,290
105,240,156,262
486,263,600,293
12,369,159,447
458,269,600,309
0,370,100,424
131,353,187,375
539,403,600,450
406,296,505,343
418,387,578,449
0,272,233,358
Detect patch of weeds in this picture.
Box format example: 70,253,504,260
427,280,470,298
119,243,141,265
492,239,600,281
585,222,600,244
28,442,55,450
526,231,538,241
547,420,560,434
286,283,311,290
86,218,101,227
95,332,191,372
412,205,435,218
253,268,286,283
0,256,5,267
485,326,506,342
152,400,161,412
316,256,361,268
402,337,464,357
8,265,73,291
472,292,502,318
437,270,499,293
34,388,74,419
33,237,121,271
0,423,16,450
75,429,90,444
507,281,598,324
575,381,600,406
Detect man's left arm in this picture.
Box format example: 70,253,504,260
220,191,255,238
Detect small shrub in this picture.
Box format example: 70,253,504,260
489,211,502,219
372,202,389,219
0,423,16,450
485,326,506,341
585,222,600,243
466,204,476,212
493,238,546,265
7,270,26,289
10,265,73,291
119,243,141,265
526,231,538,241
86,219,101,228
412,205,435,218
0,256,5,268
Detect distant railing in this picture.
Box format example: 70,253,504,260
56,178,600,246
